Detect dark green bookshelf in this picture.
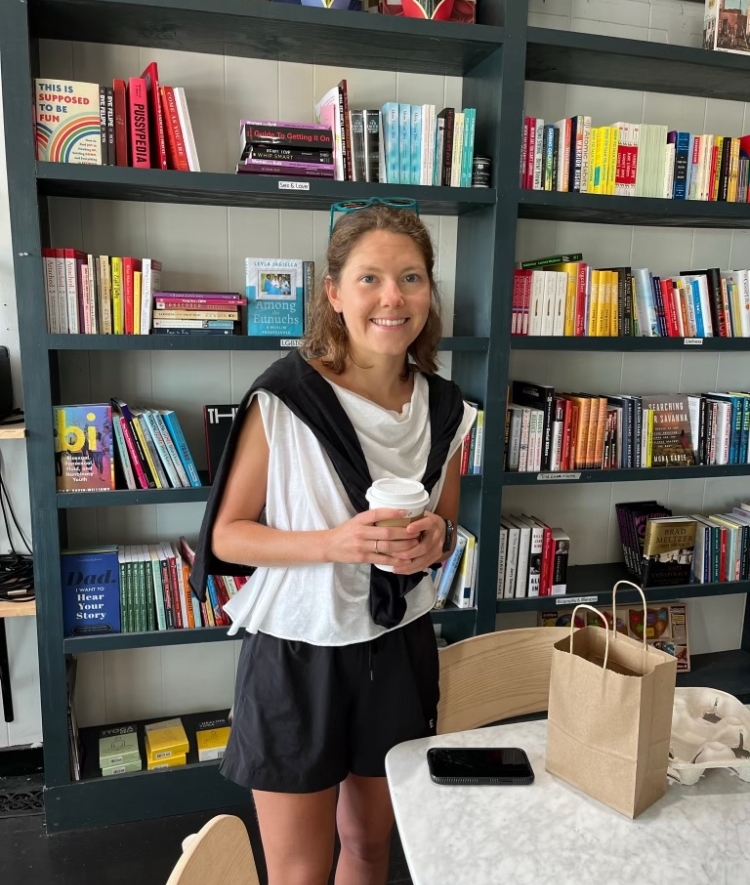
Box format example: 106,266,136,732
496,562,750,614
63,604,476,654
48,334,490,352
31,0,504,75
37,163,496,214
511,337,750,352
526,26,750,102
518,189,750,229
56,472,481,509
502,465,750,486
5,0,750,833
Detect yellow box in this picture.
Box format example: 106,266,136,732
196,726,231,762
147,753,187,771
144,717,189,762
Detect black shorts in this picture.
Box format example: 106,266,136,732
220,612,439,793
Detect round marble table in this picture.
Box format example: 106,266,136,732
386,718,750,885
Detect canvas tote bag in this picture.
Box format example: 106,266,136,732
545,581,678,818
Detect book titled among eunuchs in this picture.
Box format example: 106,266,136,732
245,258,304,337
35,79,102,164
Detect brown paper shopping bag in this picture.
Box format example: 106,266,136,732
545,581,677,818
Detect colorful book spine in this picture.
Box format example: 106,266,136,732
127,78,150,168
160,410,201,487
382,102,400,185
399,103,411,187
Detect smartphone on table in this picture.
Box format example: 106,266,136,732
427,747,534,786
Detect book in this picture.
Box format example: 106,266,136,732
144,717,189,762
61,546,121,636
112,79,128,166
98,724,140,768
433,531,468,609
245,258,305,337
196,716,231,762
204,403,240,483
640,395,695,467
127,77,150,168
35,79,101,164
140,62,168,171
160,409,202,487
241,120,334,152
641,516,697,587
160,85,190,172
54,404,115,492
173,87,200,171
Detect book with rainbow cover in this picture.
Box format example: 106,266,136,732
54,404,115,492
35,79,102,164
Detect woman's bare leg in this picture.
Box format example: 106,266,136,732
335,774,395,885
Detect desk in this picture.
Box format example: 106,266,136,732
386,718,750,885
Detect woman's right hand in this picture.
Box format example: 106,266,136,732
324,509,421,567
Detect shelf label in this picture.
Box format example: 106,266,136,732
684,338,703,346
278,181,310,191
280,338,301,348
537,472,581,481
556,595,598,606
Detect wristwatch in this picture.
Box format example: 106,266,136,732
442,518,455,553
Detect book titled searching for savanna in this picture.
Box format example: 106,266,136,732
54,404,115,491
35,80,102,164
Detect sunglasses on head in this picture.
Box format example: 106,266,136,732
329,197,419,237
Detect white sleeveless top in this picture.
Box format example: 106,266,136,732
222,373,476,646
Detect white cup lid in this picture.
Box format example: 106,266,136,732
366,477,429,508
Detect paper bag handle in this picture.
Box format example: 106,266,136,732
611,579,648,650
570,605,610,671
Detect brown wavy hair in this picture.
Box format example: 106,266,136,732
300,205,442,376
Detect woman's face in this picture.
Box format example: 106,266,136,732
325,229,432,364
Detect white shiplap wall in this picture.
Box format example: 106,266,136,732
0,0,746,743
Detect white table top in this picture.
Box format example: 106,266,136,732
386,718,750,885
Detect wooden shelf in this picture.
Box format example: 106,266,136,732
0,423,25,439
526,27,750,103
511,337,750,353
496,562,750,614
502,464,750,486
48,334,490,353
0,599,36,618
37,163,497,215
30,0,504,76
518,189,750,229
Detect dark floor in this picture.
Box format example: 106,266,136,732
1,794,413,885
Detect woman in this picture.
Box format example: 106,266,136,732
203,203,476,885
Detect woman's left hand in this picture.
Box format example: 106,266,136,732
390,511,446,576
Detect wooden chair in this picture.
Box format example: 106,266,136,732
166,814,260,885
437,627,570,735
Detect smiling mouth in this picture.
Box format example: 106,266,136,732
371,318,409,327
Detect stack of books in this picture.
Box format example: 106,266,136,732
60,538,247,637
99,725,142,777
237,120,334,178
623,500,750,587
512,253,750,339
506,383,750,472
53,400,200,493
41,250,162,335
521,116,750,202
432,525,478,610
35,67,198,169
459,405,484,475
311,80,478,185
497,516,570,600
152,290,245,336
144,718,189,771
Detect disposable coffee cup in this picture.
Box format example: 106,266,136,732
366,478,430,572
